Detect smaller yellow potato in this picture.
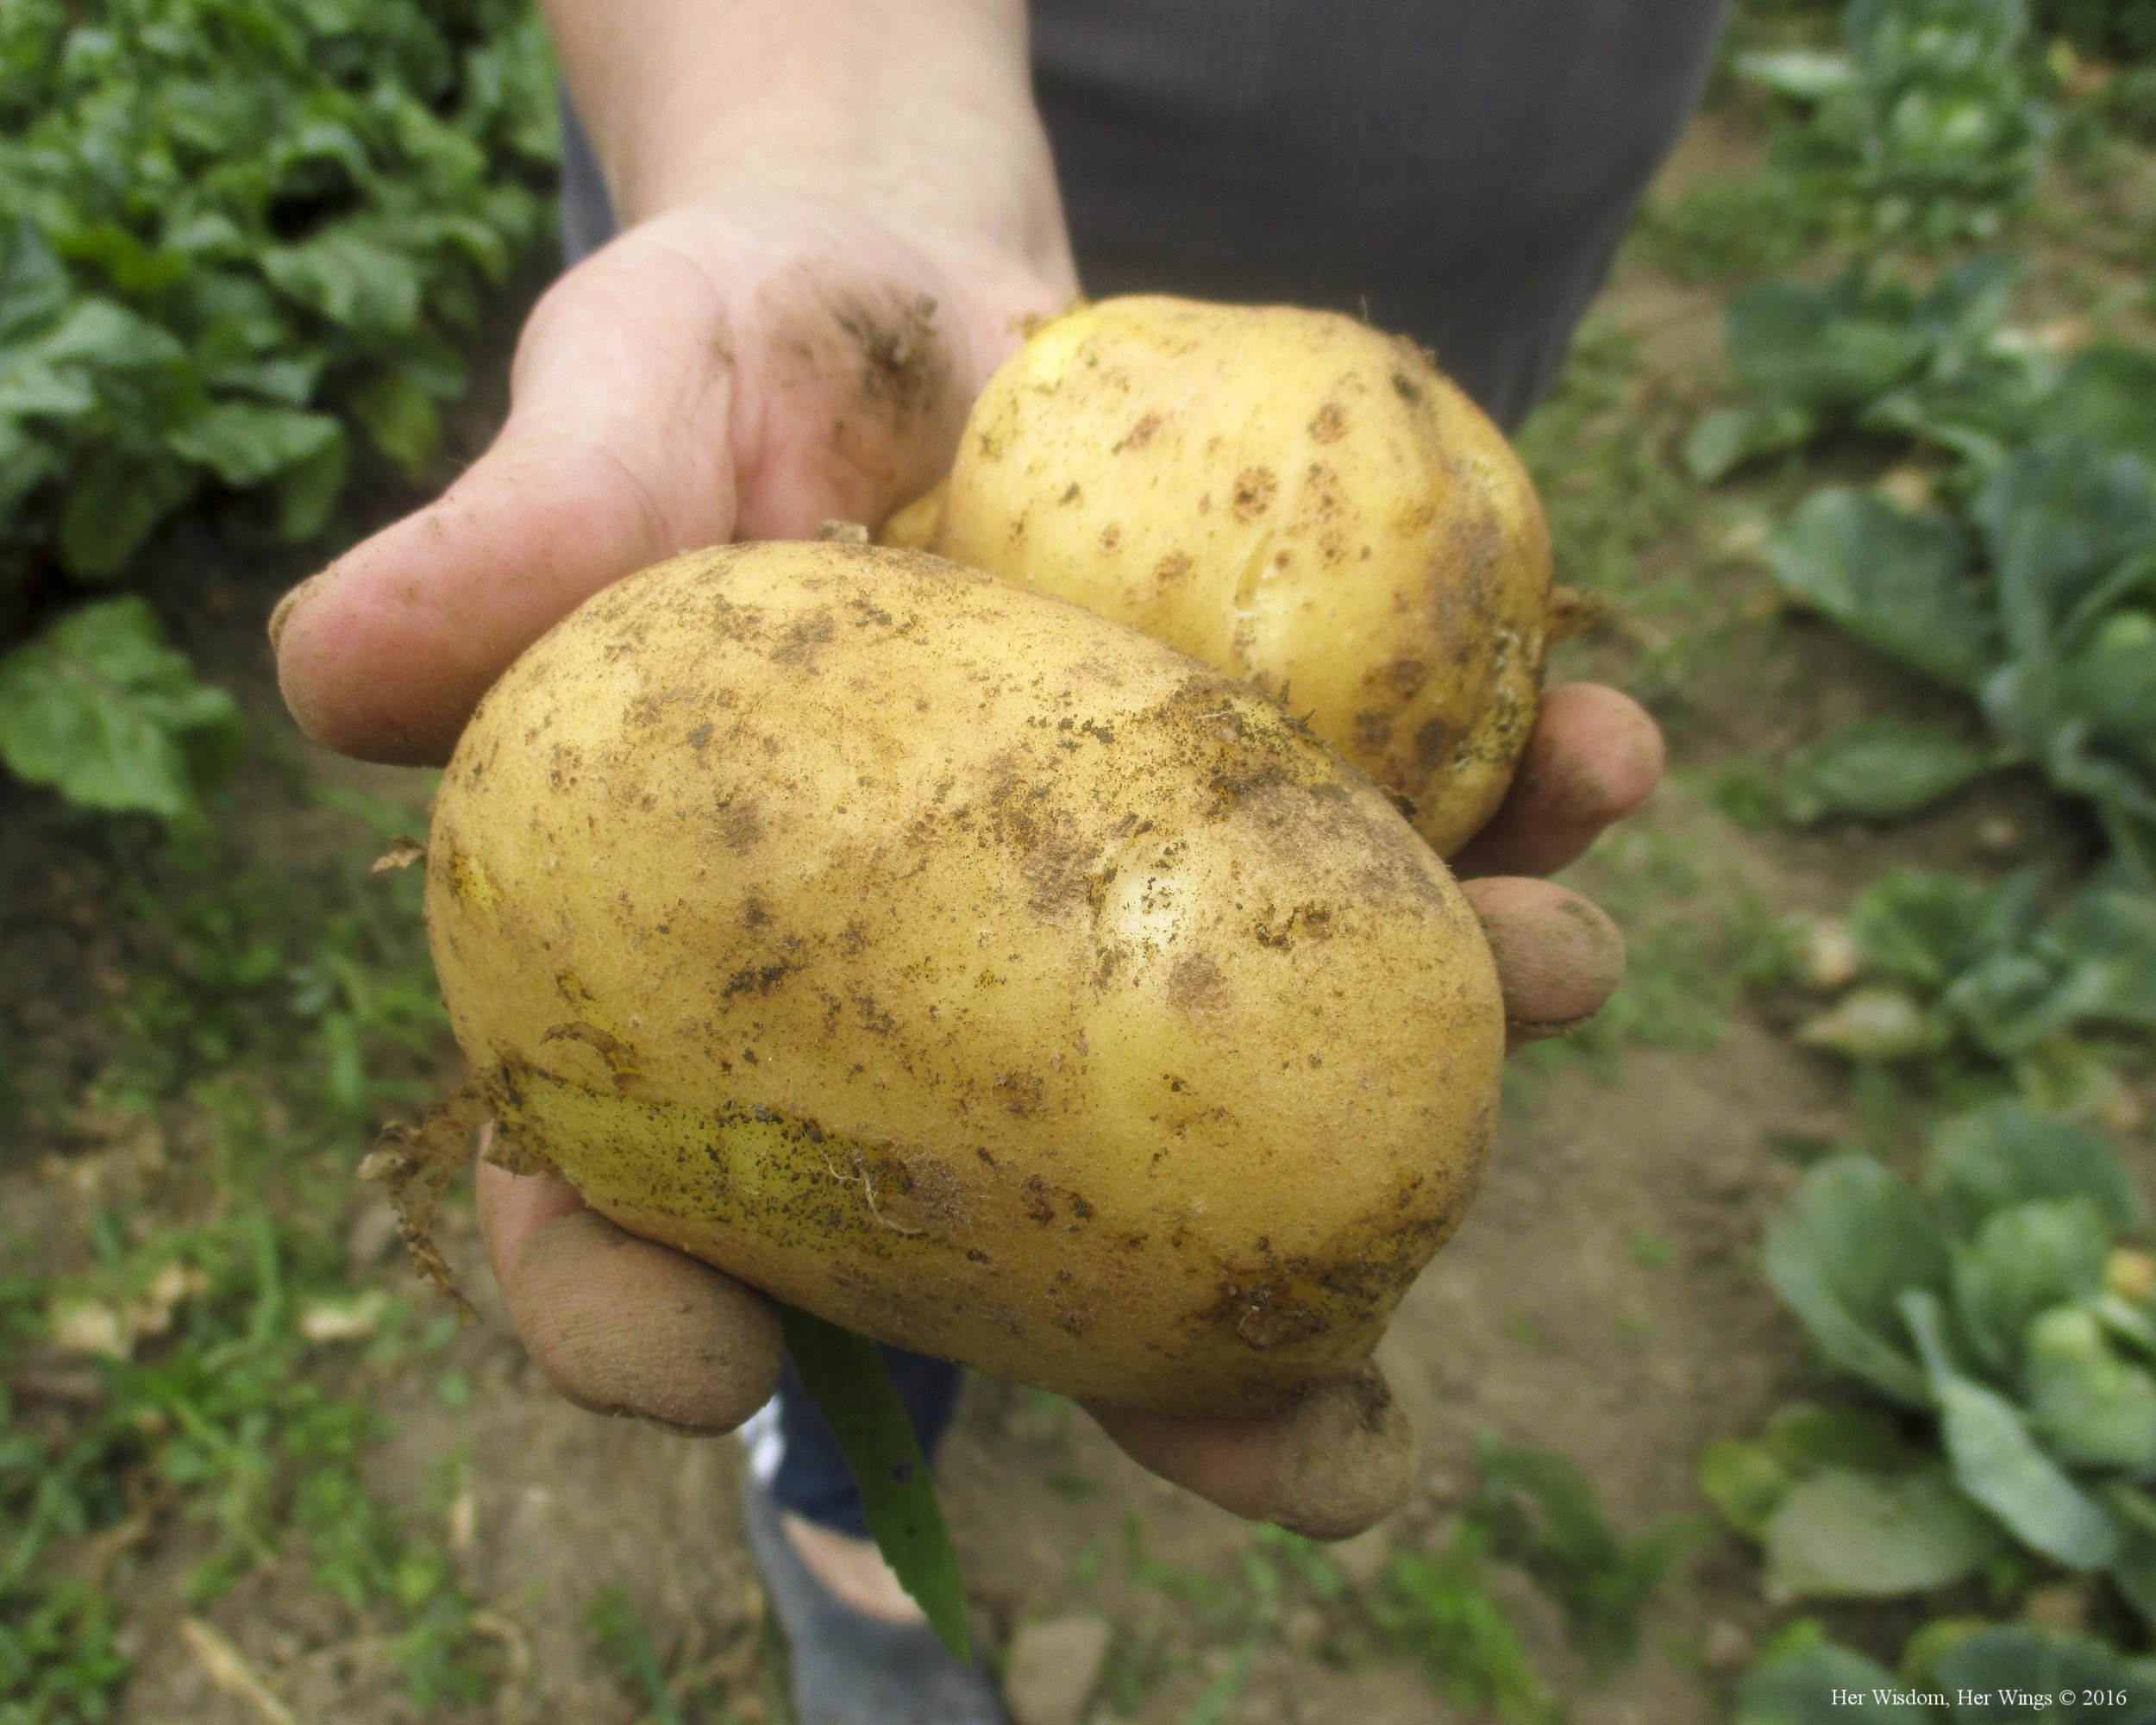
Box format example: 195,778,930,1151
425,542,1506,1416
892,298,1557,856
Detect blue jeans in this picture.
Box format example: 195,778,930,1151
749,1346,966,1540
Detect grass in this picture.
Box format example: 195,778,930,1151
0,766,497,1719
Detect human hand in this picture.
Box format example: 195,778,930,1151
273,191,1070,762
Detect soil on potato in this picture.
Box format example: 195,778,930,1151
5,105,2153,1725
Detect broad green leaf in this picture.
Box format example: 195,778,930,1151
1764,1403,1934,1475
1725,277,1929,411
1949,1199,2112,1377
1865,361,2049,470
0,597,243,819
1702,1404,1934,1540
276,435,348,542
2022,1305,2156,1475
1972,438,2156,662
348,367,440,475
1782,719,1994,824
1848,868,1992,990
1902,1290,2118,1571
58,451,197,578
168,403,341,487
35,298,189,374
1700,1438,1793,1540
1763,1465,2003,1602
2049,881,2156,1032
1736,1635,1934,1725
0,350,96,421
1930,1625,2156,1724
2071,624,2156,771
1736,48,1858,102
2101,1484,2156,1625
1768,488,1998,694
778,1307,969,1660
261,232,423,337
2036,345,2156,468
1925,1105,2140,1239
204,354,325,407
1796,985,1933,1062
1685,403,1814,482
0,217,67,344
1765,1157,1947,1406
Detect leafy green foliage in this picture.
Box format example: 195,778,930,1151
1376,1533,1561,1725
1797,868,2156,1091
1769,440,2156,876
1696,255,2156,481
1735,1622,1931,1724
1715,1105,2156,1622
1743,0,2050,243
1366,1439,1689,1722
0,0,557,590
1780,718,1997,824
0,1577,128,1725
1684,258,2048,480
0,596,241,818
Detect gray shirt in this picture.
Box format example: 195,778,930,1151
561,0,1730,427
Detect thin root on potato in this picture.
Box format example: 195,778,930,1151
358,1079,492,1317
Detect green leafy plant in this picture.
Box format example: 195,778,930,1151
1704,1104,2156,1623
1792,867,2156,1096
1740,0,2051,244
1689,248,2156,482
779,1307,971,1660
1768,434,2156,878
1468,1437,1702,1668
1683,256,2056,480
1375,1531,1563,1725
0,0,557,586
0,595,241,819
1777,718,2001,825
0,0,558,819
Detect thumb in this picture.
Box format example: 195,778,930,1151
273,240,744,765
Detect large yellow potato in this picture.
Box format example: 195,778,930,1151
888,297,1557,856
427,541,1505,1416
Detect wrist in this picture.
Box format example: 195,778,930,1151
544,0,1075,291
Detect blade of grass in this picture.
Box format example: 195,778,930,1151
778,1306,971,1659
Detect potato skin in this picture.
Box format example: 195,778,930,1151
910,297,1555,856
427,542,1504,1416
